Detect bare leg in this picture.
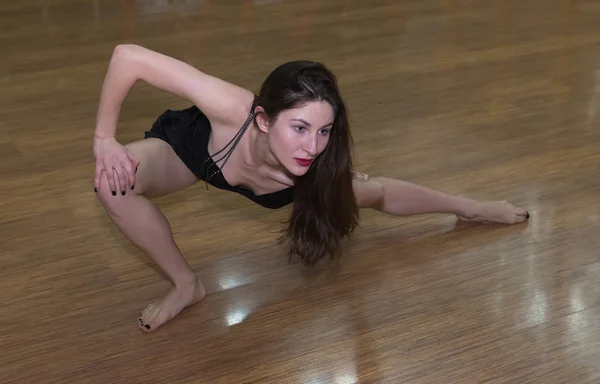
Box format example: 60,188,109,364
354,175,529,224
96,138,206,332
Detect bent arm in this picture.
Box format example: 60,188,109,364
95,44,253,139
353,172,477,217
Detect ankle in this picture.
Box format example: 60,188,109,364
174,273,199,290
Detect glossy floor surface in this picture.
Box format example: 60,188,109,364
2,0,600,383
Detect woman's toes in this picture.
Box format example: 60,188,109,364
141,303,156,319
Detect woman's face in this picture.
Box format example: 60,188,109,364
262,101,334,176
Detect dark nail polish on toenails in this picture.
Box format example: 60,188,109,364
145,324,151,329
94,187,98,192
526,212,530,219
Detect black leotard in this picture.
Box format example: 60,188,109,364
144,104,295,209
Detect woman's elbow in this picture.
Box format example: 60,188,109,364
354,177,386,209
112,44,139,62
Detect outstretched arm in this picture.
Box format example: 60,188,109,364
352,171,529,224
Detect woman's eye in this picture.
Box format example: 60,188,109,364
319,129,330,135
294,126,305,132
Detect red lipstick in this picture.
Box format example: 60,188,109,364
294,158,312,167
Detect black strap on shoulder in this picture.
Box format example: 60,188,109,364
201,98,256,190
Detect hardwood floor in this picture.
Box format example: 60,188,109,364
2,0,600,382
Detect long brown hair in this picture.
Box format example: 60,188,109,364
254,61,359,267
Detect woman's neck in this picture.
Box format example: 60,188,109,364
244,124,295,186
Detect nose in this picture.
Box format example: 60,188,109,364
303,133,318,156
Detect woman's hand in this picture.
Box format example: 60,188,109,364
93,136,139,195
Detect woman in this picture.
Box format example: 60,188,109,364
93,44,529,333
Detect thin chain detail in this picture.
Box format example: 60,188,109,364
201,99,256,190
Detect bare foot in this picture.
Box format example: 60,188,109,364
457,200,530,224
138,279,206,333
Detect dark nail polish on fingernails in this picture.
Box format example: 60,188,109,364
112,191,116,196
131,185,135,190
121,191,126,196
94,187,98,192
526,212,530,219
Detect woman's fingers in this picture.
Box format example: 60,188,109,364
127,150,140,169
104,160,119,195
127,150,140,186
122,158,136,190
94,144,139,195
94,162,104,191
112,164,129,195
113,168,125,195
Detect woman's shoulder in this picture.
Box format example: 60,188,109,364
202,88,256,130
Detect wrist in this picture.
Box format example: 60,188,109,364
94,132,115,140
94,118,117,140
457,198,480,218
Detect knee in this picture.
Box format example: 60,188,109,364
95,172,133,216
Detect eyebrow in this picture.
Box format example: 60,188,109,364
291,118,333,128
